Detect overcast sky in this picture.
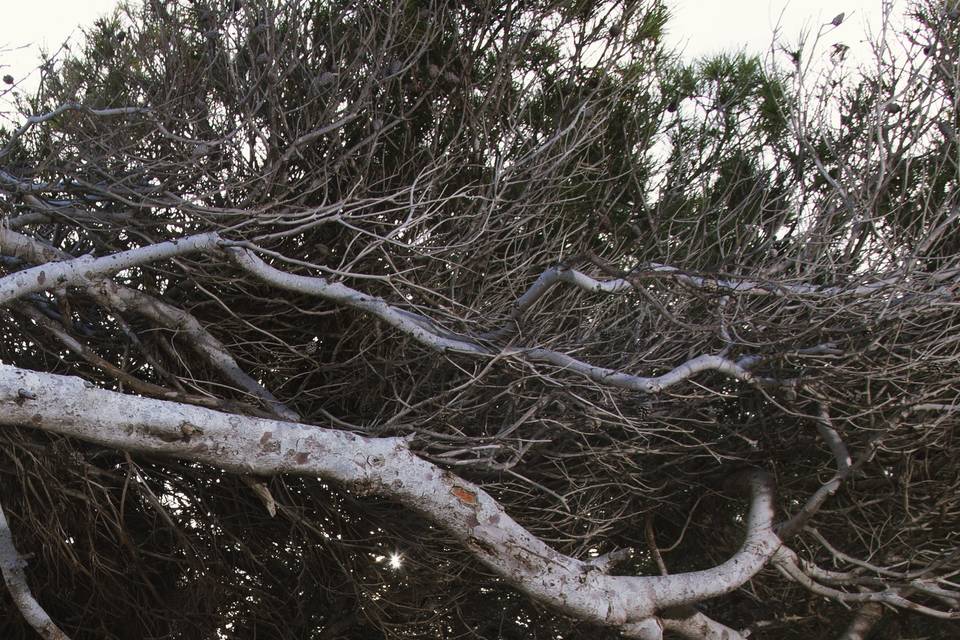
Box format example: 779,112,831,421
0,1,901,93
2,0,119,79
665,0,893,61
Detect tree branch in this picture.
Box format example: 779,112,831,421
0,228,297,420
0,102,150,161
502,262,950,310
662,611,746,640
228,246,777,393
772,547,959,619
0,501,72,640
0,232,221,306
778,403,853,539
0,364,781,635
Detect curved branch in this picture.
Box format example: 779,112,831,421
0,236,782,403
778,404,853,539
521,349,760,393
226,247,488,354
509,263,941,308
0,364,781,634
0,500,72,639
228,247,772,393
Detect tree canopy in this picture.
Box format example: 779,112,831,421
0,1,958,639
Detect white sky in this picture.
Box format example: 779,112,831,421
0,0,906,93
665,0,894,62
1,1,120,82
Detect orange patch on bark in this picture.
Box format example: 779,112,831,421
451,485,477,505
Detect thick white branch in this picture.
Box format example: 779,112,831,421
0,232,221,306
0,364,780,634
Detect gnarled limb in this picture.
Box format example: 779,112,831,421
0,232,792,405
0,229,291,516
493,262,952,326
0,364,781,636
